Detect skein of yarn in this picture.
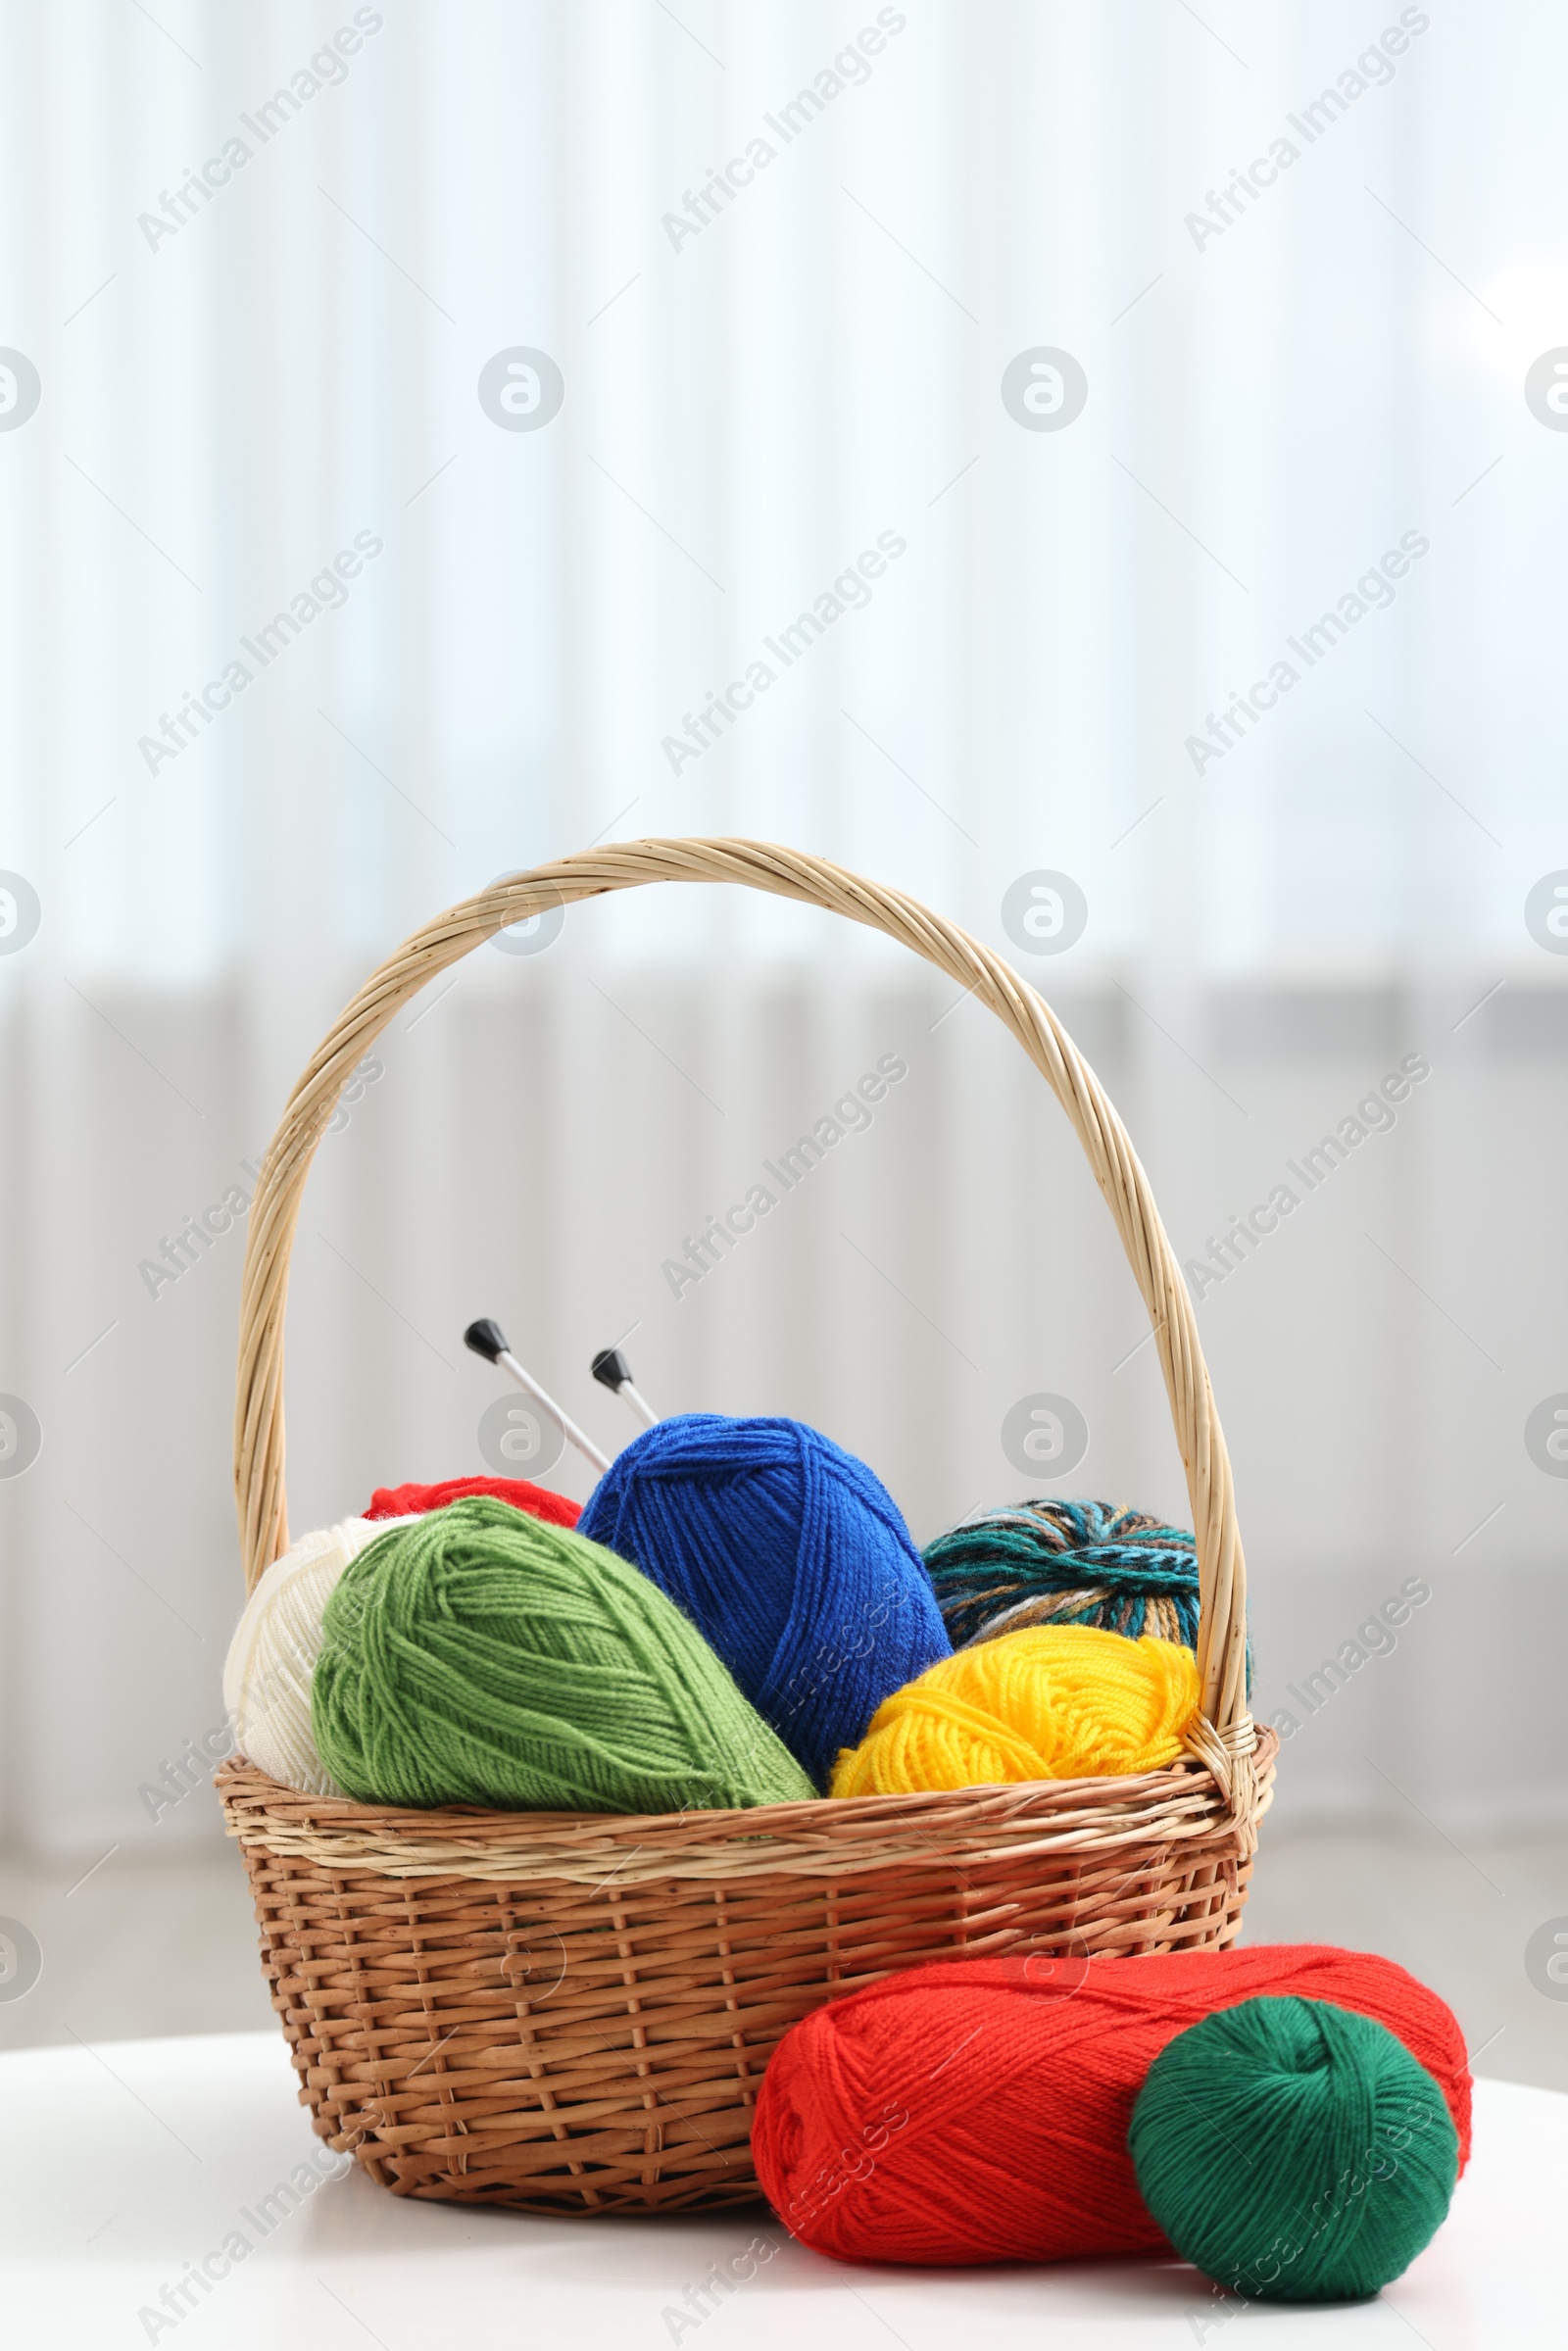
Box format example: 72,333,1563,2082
365,1475,580,1528
223,1515,416,1795
751,1947,1471,2268
829,1624,1200,1796
1130,1995,1459,2301
311,1494,817,1814
923,1497,1200,1649
577,1415,950,1788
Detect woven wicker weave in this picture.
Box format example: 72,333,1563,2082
220,838,1274,2214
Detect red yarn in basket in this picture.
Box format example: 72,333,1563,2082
363,1476,581,1529
752,1945,1470,2267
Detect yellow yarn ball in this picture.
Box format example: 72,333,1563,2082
828,1624,1200,1796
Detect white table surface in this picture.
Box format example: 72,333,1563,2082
0,2033,1558,2347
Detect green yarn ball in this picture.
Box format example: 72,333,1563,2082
1128,1996,1458,2303
311,1495,815,1814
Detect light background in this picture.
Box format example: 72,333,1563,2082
1,0,1565,2078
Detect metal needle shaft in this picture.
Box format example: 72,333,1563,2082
464,1317,611,1475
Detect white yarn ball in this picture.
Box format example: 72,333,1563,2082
223,1516,416,1795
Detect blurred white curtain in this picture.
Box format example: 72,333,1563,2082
1,1,1564,1858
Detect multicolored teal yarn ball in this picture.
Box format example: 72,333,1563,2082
311,1494,815,1815
1128,1995,1459,2302
923,1498,1202,1649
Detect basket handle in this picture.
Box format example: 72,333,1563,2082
234,838,1252,1743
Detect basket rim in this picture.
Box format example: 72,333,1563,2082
217,1731,1276,1886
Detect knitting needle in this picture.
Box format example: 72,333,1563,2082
464,1317,612,1475
591,1347,660,1428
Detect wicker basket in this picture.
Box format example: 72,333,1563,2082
219,837,1274,2214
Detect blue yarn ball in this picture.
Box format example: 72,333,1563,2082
578,1414,951,1788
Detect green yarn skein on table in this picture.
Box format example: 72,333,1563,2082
311,1494,815,1814
1129,1994,1459,2302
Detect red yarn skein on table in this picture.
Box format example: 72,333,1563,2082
364,1475,580,1529
752,1946,1470,2268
